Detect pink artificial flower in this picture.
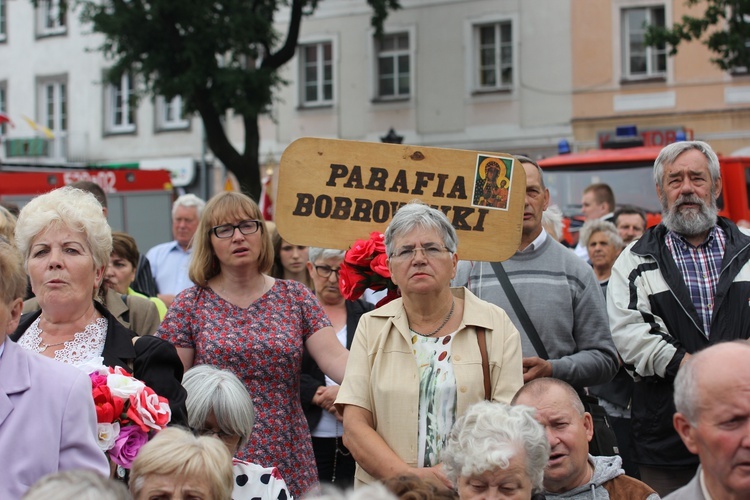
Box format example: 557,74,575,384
109,425,149,469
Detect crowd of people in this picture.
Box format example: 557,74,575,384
1,139,749,500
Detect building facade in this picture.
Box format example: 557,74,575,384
570,0,750,155
255,0,573,161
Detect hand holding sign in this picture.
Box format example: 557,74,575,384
276,138,525,262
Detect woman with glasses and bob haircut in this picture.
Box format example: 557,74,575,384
183,364,290,500
300,247,374,488
156,191,349,498
336,201,523,490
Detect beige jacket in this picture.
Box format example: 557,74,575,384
335,287,523,486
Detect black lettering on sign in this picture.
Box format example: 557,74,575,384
433,174,449,198
343,165,364,189
451,206,474,230
372,200,390,223
326,164,348,187
351,199,373,222
388,170,409,193
331,197,352,220
314,195,332,218
412,172,435,195
447,177,467,200
365,168,388,191
292,193,314,216
473,208,489,232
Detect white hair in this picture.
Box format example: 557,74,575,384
442,401,550,493
579,219,624,250
384,201,457,257
542,205,564,241
172,193,206,218
15,186,112,271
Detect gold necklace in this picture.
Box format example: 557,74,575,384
409,299,456,337
39,308,98,352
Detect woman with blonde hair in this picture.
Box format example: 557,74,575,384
130,427,234,500
157,191,349,497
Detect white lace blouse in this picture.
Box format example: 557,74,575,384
18,316,108,366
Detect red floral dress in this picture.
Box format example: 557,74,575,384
156,280,330,497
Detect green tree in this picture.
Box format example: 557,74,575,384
646,0,750,71
74,0,399,201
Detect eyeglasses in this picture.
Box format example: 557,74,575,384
314,265,341,279
210,219,261,239
191,427,234,441
390,245,452,261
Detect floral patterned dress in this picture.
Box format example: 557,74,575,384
156,280,330,498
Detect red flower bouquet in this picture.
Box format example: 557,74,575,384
82,362,171,469
339,231,400,307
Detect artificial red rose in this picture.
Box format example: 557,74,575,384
369,252,391,279
127,386,171,432
344,238,376,266
339,261,367,300
369,232,386,254
92,385,125,424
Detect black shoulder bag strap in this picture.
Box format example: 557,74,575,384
489,261,549,360
489,265,619,456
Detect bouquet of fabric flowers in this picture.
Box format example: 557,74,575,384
81,361,171,469
339,231,400,307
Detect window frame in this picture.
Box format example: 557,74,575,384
105,72,136,135
36,0,67,38
0,82,7,136
299,39,335,108
0,0,7,42
374,31,412,101
621,5,667,81
36,76,68,159
473,20,514,92
155,95,190,131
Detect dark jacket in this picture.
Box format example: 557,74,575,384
300,299,373,430
608,217,750,467
11,301,188,427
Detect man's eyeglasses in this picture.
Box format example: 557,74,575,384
315,265,341,279
210,220,261,239
390,245,452,261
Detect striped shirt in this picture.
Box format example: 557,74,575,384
665,226,726,337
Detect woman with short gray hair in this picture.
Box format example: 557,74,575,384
336,201,523,489
443,401,549,499
183,365,291,500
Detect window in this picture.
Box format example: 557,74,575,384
376,33,410,99
40,80,67,133
156,95,189,130
300,41,333,106
0,0,7,42
474,22,513,90
622,6,667,79
106,73,135,134
38,79,67,158
36,0,66,36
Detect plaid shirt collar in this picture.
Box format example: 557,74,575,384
665,226,726,336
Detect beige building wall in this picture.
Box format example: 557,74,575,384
570,0,750,155
250,0,574,163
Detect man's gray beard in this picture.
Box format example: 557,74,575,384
661,193,718,236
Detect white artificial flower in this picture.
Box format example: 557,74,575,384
107,373,146,399
97,422,121,451
75,357,107,375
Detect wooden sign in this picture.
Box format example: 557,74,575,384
276,138,525,262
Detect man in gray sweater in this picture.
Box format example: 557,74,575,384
453,156,618,390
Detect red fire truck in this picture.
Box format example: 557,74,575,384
538,136,750,245
0,167,175,252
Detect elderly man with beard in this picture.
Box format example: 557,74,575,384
608,140,750,496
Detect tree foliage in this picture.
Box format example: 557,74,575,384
69,0,399,200
646,0,750,71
